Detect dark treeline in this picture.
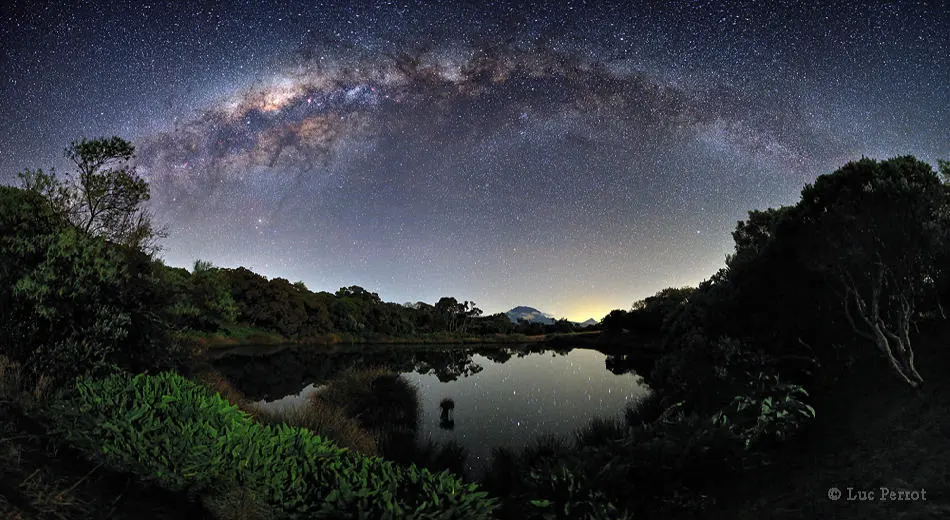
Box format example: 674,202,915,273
168,262,490,339
163,262,577,342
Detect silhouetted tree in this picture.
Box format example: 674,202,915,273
628,286,696,334
18,136,165,255
797,156,947,388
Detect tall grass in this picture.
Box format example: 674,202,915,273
412,438,470,479
573,415,628,447
624,391,666,427
193,368,251,409
254,399,380,456
482,434,571,497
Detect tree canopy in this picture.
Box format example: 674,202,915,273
796,156,948,388
657,156,949,392
18,136,165,255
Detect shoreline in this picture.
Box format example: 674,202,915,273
183,330,602,350
192,329,665,363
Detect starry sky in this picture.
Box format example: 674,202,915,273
1,1,948,321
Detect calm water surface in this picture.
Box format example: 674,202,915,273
225,345,649,477
403,348,648,476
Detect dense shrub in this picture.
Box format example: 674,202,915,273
316,368,419,428
485,387,812,520
524,464,634,520
0,186,177,387
49,371,497,519
652,333,775,414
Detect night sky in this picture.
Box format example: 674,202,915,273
2,1,948,321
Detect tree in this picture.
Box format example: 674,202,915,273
727,207,794,266
336,285,382,305
629,286,696,334
188,259,238,329
434,297,482,333
18,136,165,255
799,156,947,389
601,309,631,333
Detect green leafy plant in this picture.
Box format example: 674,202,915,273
712,372,816,449
47,371,497,519
525,463,633,520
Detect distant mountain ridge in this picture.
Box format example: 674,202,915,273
505,306,555,325
504,307,599,327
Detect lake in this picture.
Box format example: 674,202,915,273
212,344,650,477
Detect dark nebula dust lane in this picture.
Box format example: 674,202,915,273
1,1,948,320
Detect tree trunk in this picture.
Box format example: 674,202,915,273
843,274,924,389
871,328,922,389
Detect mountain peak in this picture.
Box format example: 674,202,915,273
505,306,555,324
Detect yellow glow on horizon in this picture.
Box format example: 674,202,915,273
557,301,620,324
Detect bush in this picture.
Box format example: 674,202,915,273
314,367,422,463
651,333,774,414
315,367,420,432
712,372,816,450
411,439,470,480
525,464,634,520
49,371,497,519
0,186,177,387
483,398,754,519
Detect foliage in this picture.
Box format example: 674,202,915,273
409,439,470,481
49,371,497,519
630,286,696,333
434,297,484,333
525,464,634,520
601,286,694,336
0,187,176,385
49,371,255,492
485,402,749,520
712,373,816,450
796,156,946,387
18,136,165,255
158,261,519,341
647,156,949,397
651,333,775,413
314,367,420,433
187,260,238,330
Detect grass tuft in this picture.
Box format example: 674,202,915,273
254,399,380,456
